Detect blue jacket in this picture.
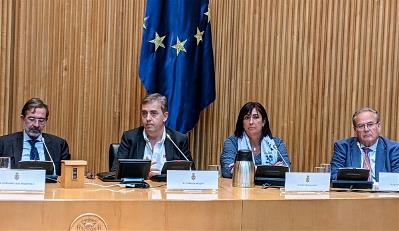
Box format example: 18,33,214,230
220,135,291,178
330,136,399,181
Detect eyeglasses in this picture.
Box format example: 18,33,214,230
354,122,379,131
26,117,47,125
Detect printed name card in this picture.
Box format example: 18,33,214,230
0,170,46,192
379,172,399,191
167,170,218,190
285,172,330,192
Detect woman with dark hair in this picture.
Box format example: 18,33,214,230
220,102,291,178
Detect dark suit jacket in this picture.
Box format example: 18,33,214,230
111,126,194,171
0,132,70,175
330,136,399,181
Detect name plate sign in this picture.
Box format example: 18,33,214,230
285,172,330,192
167,170,218,190
0,170,45,192
379,172,399,191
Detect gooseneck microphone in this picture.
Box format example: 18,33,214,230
41,137,57,176
271,143,291,172
166,134,190,162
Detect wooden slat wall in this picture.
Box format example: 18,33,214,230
0,0,398,173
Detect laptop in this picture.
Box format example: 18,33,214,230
150,160,192,182
18,160,58,183
254,165,289,187
331,168,373,189
97,159,151,183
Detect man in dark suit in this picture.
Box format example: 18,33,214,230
112,93,194,177
330,107,399,182
0,98,70,175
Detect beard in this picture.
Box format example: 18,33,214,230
25,128,42,139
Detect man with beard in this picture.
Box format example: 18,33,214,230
111,93,194,178
0,98,70,175
330,107,399,182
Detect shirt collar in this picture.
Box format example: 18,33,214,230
23,130,43,142
143,126,166,144
358,138,379,152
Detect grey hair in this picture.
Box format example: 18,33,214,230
352,107,380,127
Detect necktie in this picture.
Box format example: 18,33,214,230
28,139,40,160
362,147,372,181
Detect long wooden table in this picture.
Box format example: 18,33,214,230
0,178,398,231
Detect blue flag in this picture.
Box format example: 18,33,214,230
139,0,215,133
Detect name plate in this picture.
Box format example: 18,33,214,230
285,172,330,192
379,172,399,191
167,170,218,190
0,170,46,192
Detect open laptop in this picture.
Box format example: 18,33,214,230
150,160,192,182
331,168,373,189
97,159,151,183
254,165,289,187
18,160,54,175
18,160,58,183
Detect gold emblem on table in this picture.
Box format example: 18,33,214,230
70,213,108,231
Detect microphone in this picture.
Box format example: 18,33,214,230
166,134,190,162
270,143,291,172
41,137,57,176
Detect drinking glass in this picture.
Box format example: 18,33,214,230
321,163,331,173
208,164,221,177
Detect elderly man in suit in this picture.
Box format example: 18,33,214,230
330,107,399,182
112,93,194,177
0,98,70,175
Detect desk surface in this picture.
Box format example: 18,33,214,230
0,178,398,231
35,178,399,201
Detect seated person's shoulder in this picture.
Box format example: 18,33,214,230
334,137,357,145
272,136,284,143
43,133,68,144
381,137,399,148
122,127,144,137
166,127,187,140
225,135,237,142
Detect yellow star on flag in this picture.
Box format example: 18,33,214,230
171,36,187,56
194,27,204,45
149,32,166,51
204,8,211,23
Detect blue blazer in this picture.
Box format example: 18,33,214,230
330,136,399,181
220,135,291,178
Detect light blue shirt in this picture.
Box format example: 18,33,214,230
21,132,46,161
358,140,378,182
143,127,167,172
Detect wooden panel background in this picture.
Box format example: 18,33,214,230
1,0,398,173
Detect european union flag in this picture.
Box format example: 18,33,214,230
139,0,215,133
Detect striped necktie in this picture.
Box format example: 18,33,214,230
362,147,372,181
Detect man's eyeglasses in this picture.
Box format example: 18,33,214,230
26,117,47,125
354,122,379,131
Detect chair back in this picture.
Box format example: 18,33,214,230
109,143,120,171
